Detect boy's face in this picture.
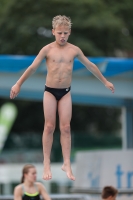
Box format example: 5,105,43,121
52,25,71,46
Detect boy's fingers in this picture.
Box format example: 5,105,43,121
10,89,16,99
111,86,115,93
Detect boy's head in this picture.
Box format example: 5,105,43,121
102,186,118,200
52,15,72,29
52,15,72,45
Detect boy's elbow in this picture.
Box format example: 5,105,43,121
29,65,37,74
32,68,36,73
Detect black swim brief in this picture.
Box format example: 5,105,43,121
44,85,71,101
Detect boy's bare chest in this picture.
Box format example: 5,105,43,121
47,48,75,63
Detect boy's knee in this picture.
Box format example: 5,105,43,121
60,124,70,134
45,124,55,134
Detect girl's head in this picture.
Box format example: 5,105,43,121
21,164,37,183
52,15,72,30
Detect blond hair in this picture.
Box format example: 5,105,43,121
52,15,72,29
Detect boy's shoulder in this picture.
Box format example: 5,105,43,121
67,42,81,53
41,42,81,55
42,42,54,50
68,42,79,48
39,42,55,54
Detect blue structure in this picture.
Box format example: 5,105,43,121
0,55,133,148
1,55,133,76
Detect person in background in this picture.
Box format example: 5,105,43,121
14,164,51,200
101,186,118,200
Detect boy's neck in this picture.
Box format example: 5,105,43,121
55,41,68,48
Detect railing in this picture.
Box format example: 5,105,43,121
71,188,133,195
1,189,133,200
0,194,90,200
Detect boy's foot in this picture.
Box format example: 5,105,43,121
43,165,52,180
61,163,75,181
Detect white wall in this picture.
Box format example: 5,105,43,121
0,163,76,194
74,149,133,200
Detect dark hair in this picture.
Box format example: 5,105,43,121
21,164,35,183
101,186,118,198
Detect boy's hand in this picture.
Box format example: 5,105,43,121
10,83,20,99
105,81,115,93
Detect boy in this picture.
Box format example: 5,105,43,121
10,15,115,181
101,186,118,200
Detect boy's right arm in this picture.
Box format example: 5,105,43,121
10,47,47,99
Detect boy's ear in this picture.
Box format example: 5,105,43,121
68,29,71,35
52,29,55,35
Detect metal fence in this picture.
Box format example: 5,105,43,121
1,189,133,200
0,194,90,200
71,188,133,195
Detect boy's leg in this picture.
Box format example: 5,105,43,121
42,91,57,180
58,92,75,181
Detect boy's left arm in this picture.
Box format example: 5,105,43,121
77,48,115,93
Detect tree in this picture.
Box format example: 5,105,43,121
0,0,133,56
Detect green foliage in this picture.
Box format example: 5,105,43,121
72,105,121,133
0,98,122,162
0,0,133,56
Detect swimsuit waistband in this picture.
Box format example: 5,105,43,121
45,85,71,90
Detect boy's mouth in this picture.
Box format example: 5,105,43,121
61,39,65,42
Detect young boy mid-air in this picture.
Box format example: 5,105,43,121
10,15,115,181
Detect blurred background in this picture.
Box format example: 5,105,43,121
0,0,133,200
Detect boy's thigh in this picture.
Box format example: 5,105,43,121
58,92,72,124
43,91,57,122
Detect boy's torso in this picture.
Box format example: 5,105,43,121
45,42,78,88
